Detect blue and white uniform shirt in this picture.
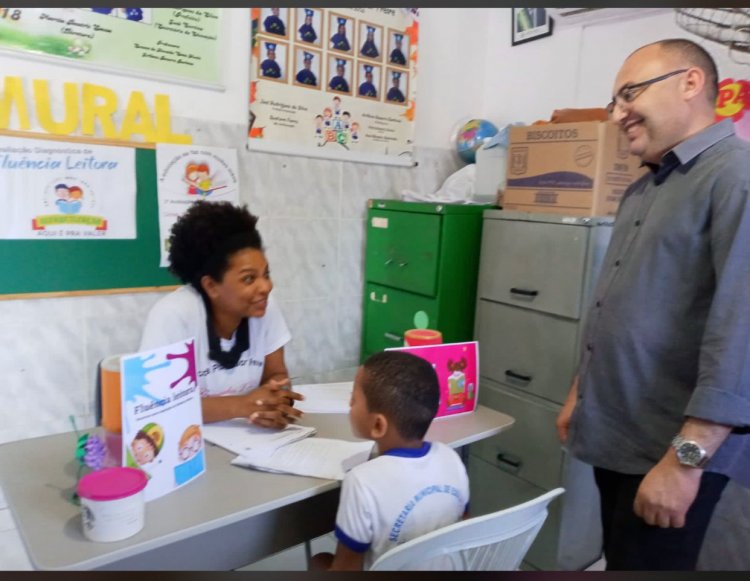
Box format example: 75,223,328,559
335,441,469,570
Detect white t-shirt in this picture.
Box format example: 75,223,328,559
334,441,469,570
139,285,291,398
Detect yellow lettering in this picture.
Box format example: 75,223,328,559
33,80,80,135
119,91,158,141
154,94,191,144
81,83,118,137
0,76,31,130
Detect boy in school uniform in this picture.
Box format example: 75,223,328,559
312,351,470,571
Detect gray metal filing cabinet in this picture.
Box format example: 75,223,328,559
468,210,613,570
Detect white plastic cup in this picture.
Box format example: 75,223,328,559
77,467,147,542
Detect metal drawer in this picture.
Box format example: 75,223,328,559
476,300,579,405
365,209,441,297
467,455,562,571
478,218,589,318
361,283,439,359
468,452,600,571
471,379,563,491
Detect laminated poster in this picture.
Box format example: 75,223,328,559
249,7,419,165
387,341,479,418
0,135,136,239
155,143,240,267
0,8,223,88
121,338,205,502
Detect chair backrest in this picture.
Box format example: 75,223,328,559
369,487,565,571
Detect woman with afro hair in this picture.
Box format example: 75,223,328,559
140,201,303,427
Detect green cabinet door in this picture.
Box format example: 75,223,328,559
365,209,442,297
361,282,439,359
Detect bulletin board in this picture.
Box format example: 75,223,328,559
0,130,179,299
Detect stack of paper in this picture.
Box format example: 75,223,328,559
232,437,375,481
293,381,353,414
202,419,317,457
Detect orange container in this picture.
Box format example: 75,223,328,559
404,329,443,347
100,355,123,434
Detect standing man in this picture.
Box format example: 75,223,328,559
296,52,317,86
556,38,750,570
386,71,405,103
260,42,281,79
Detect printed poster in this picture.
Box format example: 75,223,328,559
0,135,136,239
716,78,750,142
387,341,479,419
155,144,240,267
249,7,419,165
0,8,223,88
121,338,205,502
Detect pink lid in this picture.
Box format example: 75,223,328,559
77,467,147,501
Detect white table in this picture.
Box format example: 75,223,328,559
0,406,513,570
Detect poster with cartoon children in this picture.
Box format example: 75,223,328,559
121,337,205,501
155,144,240,268
387,341,479,418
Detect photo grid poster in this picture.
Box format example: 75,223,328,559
248,7,418,163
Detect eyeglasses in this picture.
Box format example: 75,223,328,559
606,69,689,114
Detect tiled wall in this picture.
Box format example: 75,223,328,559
0,119,462,446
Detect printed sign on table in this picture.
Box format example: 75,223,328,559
387,341,479,418
0,135,136,239
155,144,240,267
121,338,205,502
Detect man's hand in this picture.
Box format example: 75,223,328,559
556,376,578,444
633,455,702,528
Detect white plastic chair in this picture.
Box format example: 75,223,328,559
369,487,565,571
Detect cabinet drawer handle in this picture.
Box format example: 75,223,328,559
496,452,523,474
369,291,388,304
384,259,394,266
398,261,408,267
384,332,402,343
510,287,539,297
505,369,532,383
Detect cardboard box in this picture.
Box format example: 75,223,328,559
502,121,647,217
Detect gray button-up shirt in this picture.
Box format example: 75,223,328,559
569,119,750,485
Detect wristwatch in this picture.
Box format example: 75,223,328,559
671,434,709,468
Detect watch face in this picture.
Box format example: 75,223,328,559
677,442,704,466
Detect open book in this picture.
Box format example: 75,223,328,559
202,419,316,457
231,437,375,481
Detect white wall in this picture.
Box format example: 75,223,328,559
480,9,750,126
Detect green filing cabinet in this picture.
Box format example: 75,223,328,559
360,199,491,362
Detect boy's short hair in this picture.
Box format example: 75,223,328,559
361,351,440,440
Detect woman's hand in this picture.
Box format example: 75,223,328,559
246,378,304,428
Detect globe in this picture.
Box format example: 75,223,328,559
455,119,499,164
